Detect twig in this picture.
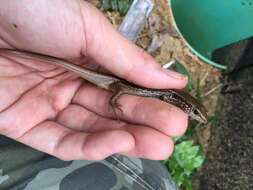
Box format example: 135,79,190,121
201,84,223,97
200,71,209,85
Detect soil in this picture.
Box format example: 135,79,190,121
198,38,253,190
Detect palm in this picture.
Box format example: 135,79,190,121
0,54,83,136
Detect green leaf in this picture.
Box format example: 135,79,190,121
118,0,129,15
173,170,185,187
175,127,195,142
101,0,133,16
175,61,194,91
164,140,204,189
172,136,180,143
207,115,218,123
167,156,179,172
193,155,204,168
183,176,194,190
110,0,118,11
102,0,111,10
196,77,201,102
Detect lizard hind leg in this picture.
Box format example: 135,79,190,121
109,90,124,122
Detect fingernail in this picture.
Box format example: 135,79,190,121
164,69,187,80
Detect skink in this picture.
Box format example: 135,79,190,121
0,48,208,123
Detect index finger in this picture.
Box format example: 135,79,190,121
80,2,187,89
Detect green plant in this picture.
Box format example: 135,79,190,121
175,61,194,92
164,140,204,190
102,0,133,15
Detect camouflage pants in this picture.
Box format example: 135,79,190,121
0,135,177,190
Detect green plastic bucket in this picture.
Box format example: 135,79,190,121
169,0,253,69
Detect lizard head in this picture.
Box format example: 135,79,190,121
163,90,208,123
188,102,208,123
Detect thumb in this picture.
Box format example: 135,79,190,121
80,1,187,89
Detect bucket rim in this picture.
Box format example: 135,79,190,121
169,0,227,70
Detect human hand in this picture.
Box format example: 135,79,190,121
0,0,188,161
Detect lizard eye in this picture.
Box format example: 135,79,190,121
193,109,199,115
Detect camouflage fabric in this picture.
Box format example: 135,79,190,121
0,135,177,190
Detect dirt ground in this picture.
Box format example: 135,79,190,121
87,0,223,188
